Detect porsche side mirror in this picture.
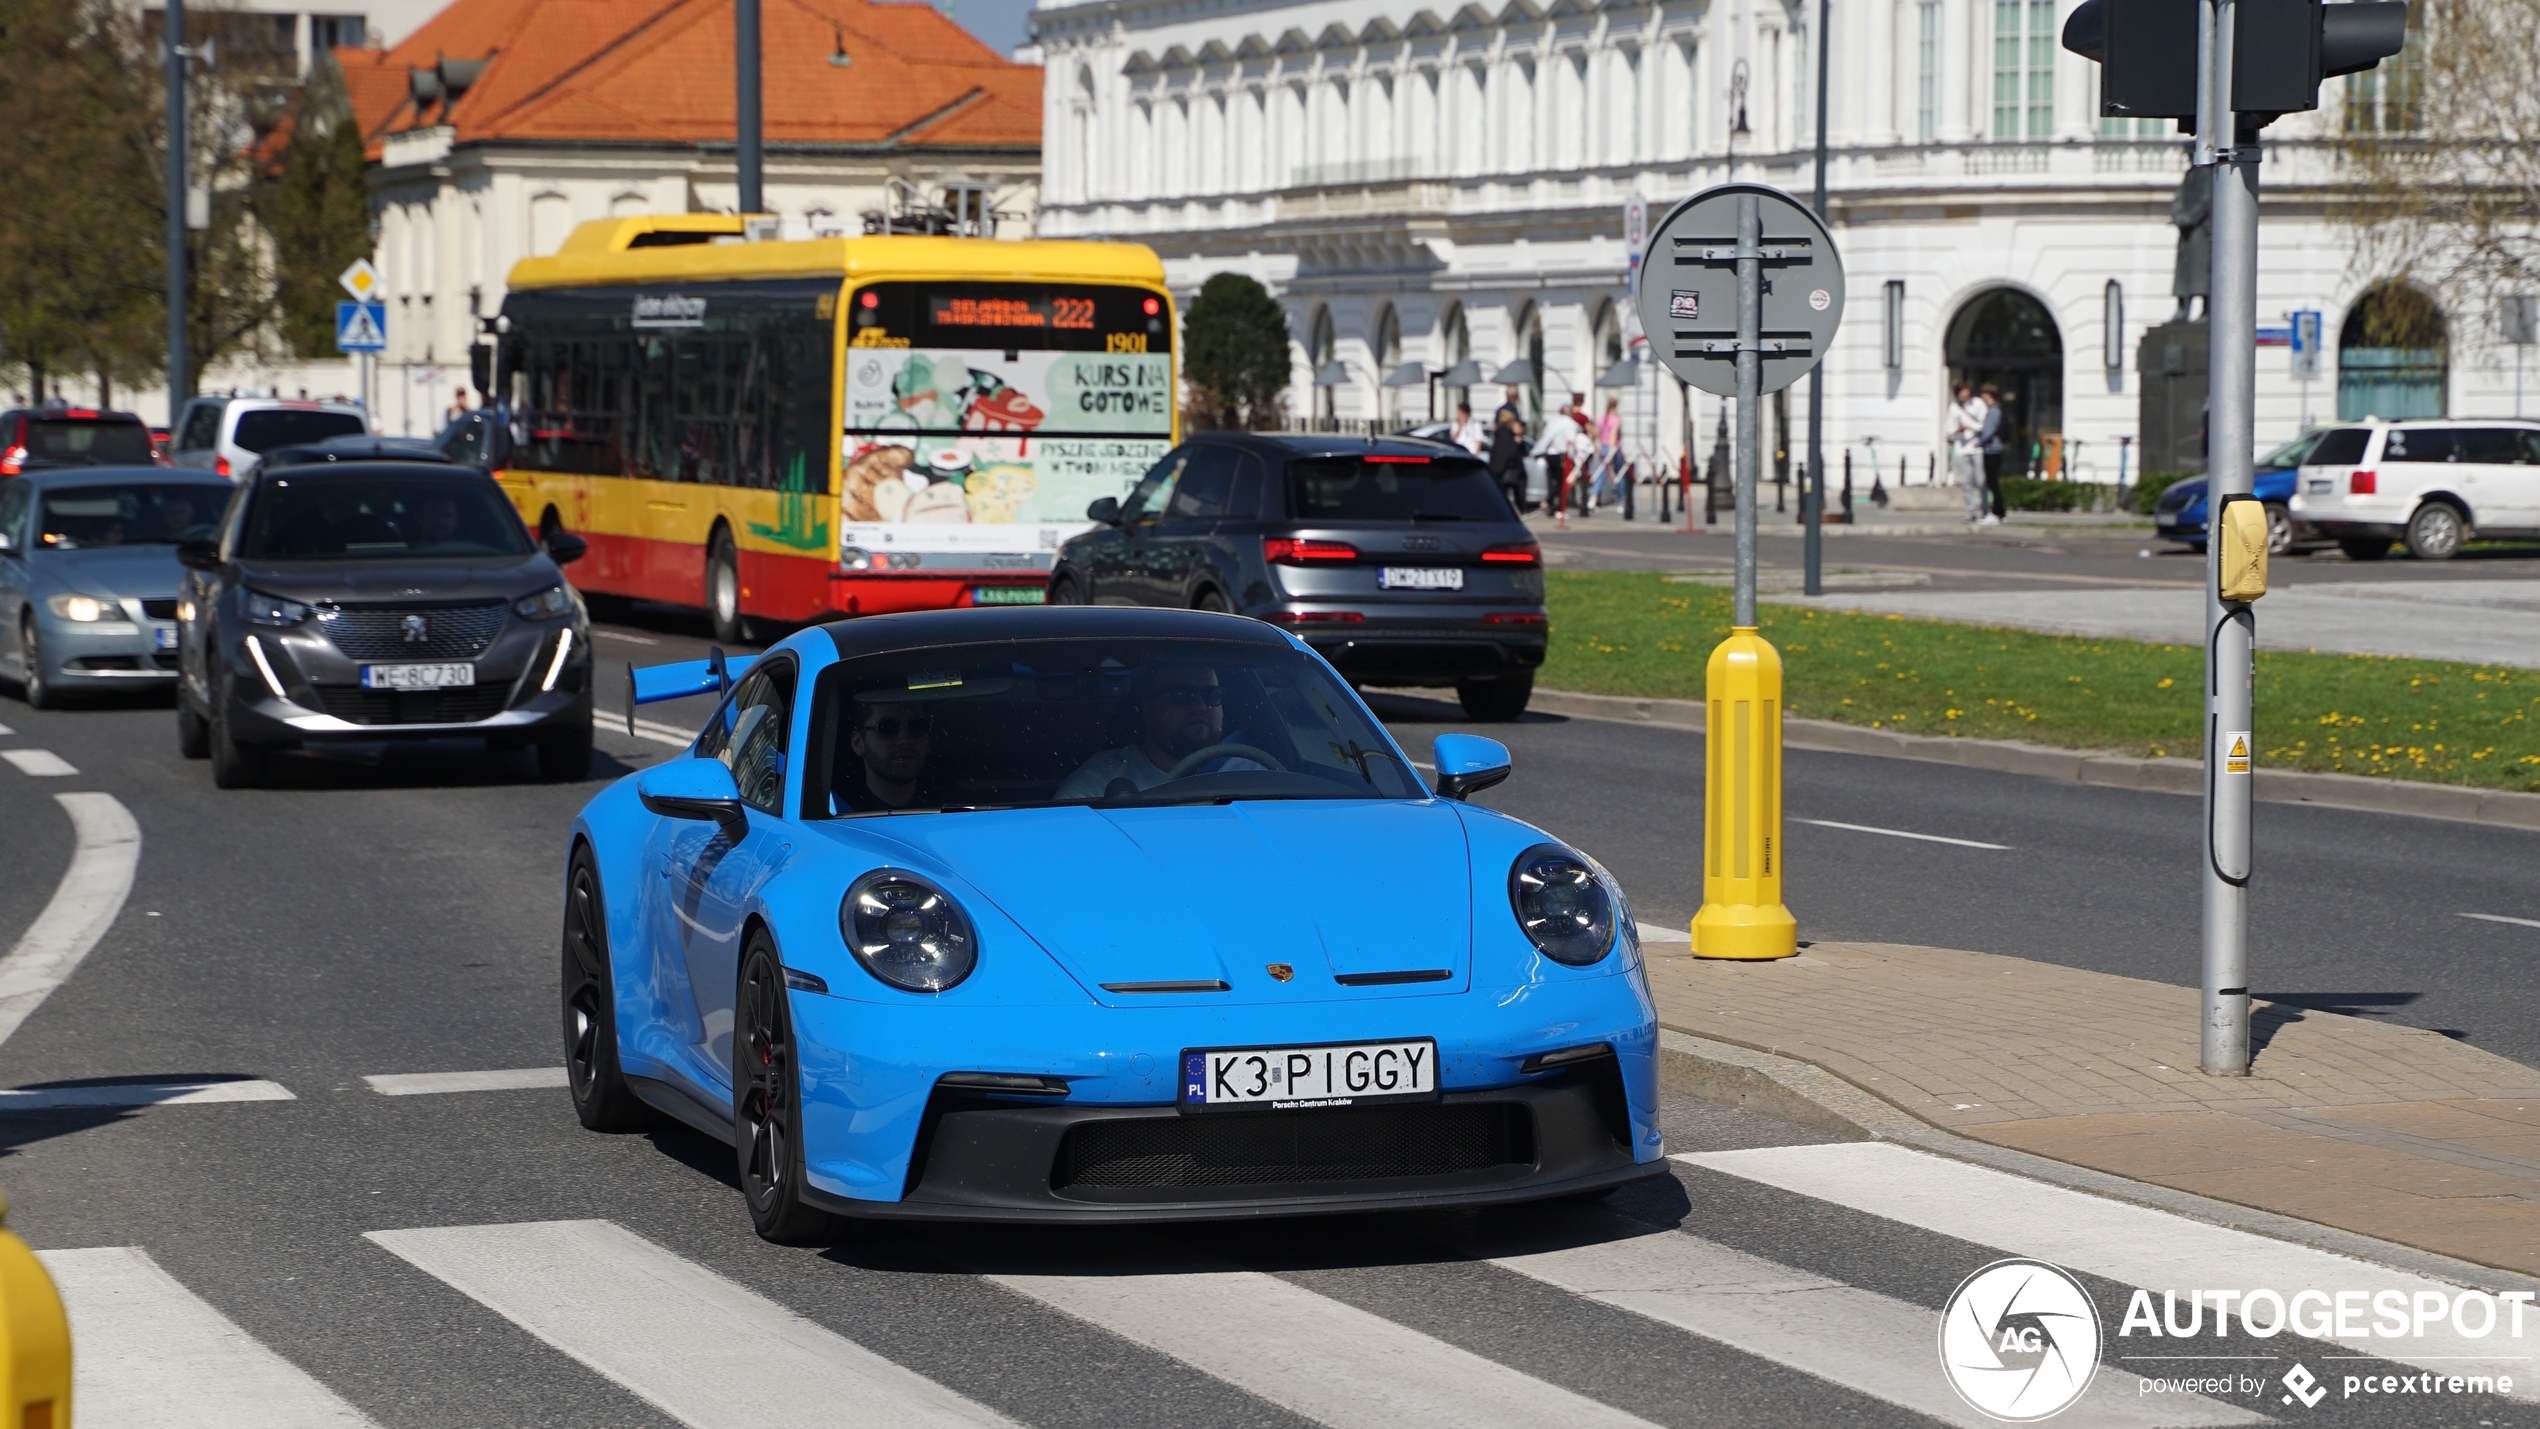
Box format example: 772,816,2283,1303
1430,733,1511,801
174,539,220,571
544,530,588,565
1085,496,1121,525
637,757,749,839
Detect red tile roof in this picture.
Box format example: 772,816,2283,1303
337,0,1039,161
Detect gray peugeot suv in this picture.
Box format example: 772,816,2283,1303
1048,433,1546,719
174,461,595,786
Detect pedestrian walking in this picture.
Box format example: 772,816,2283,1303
1594,397,1623,507
1449,402,1485,456
1488,410,1530,512
1977,384,2006,525
1534,399,1590,522
1947,383,1988,523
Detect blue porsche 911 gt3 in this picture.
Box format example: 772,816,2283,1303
565,606,1664,1242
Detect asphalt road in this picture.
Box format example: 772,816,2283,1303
0,602,2532,1427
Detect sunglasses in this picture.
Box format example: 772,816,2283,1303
1152,685,1224,708
862,715,932,738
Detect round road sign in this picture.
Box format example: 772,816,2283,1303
1634,183,1845,398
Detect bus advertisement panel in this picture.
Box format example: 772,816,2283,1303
835,282,1172,580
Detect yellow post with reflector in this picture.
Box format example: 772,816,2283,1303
1692,627,1799,960
0,1188,70,1429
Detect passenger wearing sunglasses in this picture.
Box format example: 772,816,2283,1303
837,700,937,812
1055,663,1264,800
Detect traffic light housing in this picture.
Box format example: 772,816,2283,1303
2062,0,2409,121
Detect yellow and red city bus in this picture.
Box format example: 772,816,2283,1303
487,215,1177,640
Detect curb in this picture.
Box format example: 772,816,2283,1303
1654,1029,2540,1292
1527,687,2540,831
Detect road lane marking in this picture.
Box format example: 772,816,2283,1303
1636,922,1693,944
39,1245,379,1428
1458,1217,2257,1428
0,792,139,1047
2461,912,2540,930
364,1067,566,1096
368,1220,1017,1428
0,1079,293,1111
600,708,697,749
1794,817,2009,850
1678,1142,2540,1401
593,629,661,645
985,1257,1658,1429
2,749,78,776
0,720,14,734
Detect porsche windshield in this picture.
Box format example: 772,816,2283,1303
805,638,1424,816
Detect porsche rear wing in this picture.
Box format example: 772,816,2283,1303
623,647,756,738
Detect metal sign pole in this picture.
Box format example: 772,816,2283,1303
1735,194,1762,627
165,0,189,415
2199,0,2257,1077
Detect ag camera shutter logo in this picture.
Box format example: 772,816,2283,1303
1939,1259,2103,1421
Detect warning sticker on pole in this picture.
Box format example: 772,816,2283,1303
2225,732,2250,774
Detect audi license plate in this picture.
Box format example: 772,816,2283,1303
972,585,1045,605
361,663,475,690
1379,566,1463,591
154,627,178,651
1180,1038,1438,1113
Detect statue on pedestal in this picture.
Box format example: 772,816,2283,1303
2172,166,2212,321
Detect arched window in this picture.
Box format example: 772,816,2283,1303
529,192,572,258
1374,305,1406,423
1946,288,2065,477
1511,301,1545,424
2338,284,2446,419
1439,303,1475,415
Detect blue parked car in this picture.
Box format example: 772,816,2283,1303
566,605,1664,1241
0,466,235,708
2153,431,2328,554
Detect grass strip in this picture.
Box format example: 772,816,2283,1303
1539,570,2540,792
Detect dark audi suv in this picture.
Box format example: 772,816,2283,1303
1049,433,1546,719
174,462,595,787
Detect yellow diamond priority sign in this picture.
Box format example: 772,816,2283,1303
338,258,381,303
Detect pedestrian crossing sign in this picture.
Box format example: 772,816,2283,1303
336,301,387,353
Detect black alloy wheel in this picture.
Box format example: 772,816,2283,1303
706,527,747,645
562,847,651,1131
736,935,841,1244
18,617,53,710
208,670,265,789
1457,671,1534,722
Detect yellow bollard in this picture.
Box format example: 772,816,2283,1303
0,1188,71,1428
1692,627,1798,960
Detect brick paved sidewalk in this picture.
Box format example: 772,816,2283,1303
1644,940,2540,1274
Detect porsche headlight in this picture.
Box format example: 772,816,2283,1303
45,594,110,622
514,583,574,620
1509,845,1616,966
240,589,310,627
840,870,977,992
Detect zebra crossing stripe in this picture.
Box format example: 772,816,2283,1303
365,1220,1019,1428
1679,1142,2540,1402
986,1257,1659,1429
1466,1215,2261,1428
38,1246,377,1428
362,1068,565,1095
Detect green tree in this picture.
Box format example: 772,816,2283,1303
256,57,373,359
1181,273,1290,430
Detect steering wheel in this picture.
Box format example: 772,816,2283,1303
1167,743,1288,780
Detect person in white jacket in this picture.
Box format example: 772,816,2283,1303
1533,398,1597,514
1448,402,1485,455
1947,384,1990,524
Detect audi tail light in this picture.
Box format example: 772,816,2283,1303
2349,470,2377,495
1480,541,1542,567
1484,612,1547,626
1267,611,1364,624
1264,538,1359,565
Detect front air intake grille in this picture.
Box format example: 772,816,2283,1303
139,598,179,620
314,684,512,725
318,601,507,661
1052,1103,1532,1191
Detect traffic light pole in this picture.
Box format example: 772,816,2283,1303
2199,0,2257,1077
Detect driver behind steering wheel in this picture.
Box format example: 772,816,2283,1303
1055,663,1266,799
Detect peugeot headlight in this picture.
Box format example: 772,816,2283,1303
1509,844,1617,966
840,870,978,992
240,589,310,627
45,594,110,622
514,584,574,620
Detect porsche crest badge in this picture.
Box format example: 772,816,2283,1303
1264,963,1294,982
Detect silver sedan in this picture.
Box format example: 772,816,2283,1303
0,467,234,707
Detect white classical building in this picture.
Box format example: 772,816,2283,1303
1033,0,2498,484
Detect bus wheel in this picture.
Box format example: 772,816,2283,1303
707,529,748,645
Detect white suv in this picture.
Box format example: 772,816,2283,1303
169,396,371,480
2286,419,2540,560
